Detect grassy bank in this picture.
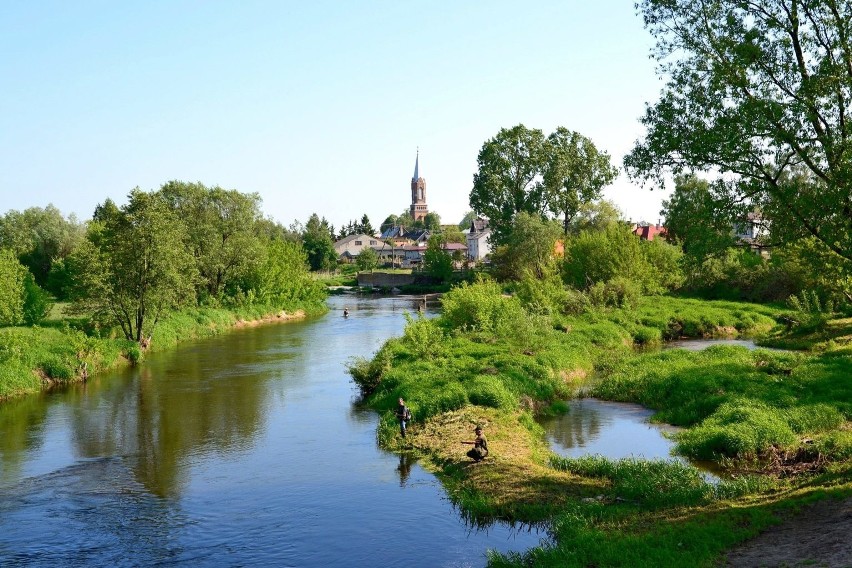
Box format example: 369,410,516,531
0,301,326,402
351,282,851,566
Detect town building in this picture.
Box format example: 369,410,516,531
466,218,492,261
632,221,667,241
333,233,380,262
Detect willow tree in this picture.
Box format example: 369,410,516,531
625,0,852,262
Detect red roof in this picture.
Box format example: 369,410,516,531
632,225,667,241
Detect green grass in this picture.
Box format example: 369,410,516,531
350,286,851,567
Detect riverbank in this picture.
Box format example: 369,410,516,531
0,302,324,403
353,282,852,566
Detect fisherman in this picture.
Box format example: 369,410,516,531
395,397,411,438
462,426,488,462
343,307,349,317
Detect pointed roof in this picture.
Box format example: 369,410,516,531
412,149,419,180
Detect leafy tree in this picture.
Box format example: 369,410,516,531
158,181,264,301
380,214,399,233
423,235,453,282
662,175,745,263
301,213,337,271
570,199,624,234
0,249,27,325
356,246,379,271
0,205,85,294
250,239,325,307
563,224,647,291
491,212,563,281
469,124,548,243
543,127,618,235
440,225,466,244
625,0,852,263
71,189,197,343
423,212,441,231
22,272,52,324
359,214,375,236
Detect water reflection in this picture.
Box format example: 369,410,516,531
0,295,545,567
541,399,683,461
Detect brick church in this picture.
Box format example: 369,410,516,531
410,150,428,221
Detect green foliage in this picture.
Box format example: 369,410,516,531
786,290,834,332
158,181,265,300
0,205,85,293
248,239,326,308
586,277,641,309
543,127,618,235
661,175,742,264
440,278,527,337
402,312,445,359
469,124,548,244
346,344,395,396
355,246,378,271
515,270,569,316
562,224,645,291
676,399,798,459
301,213,338,271
466,375,517,409
423,235,453,282
626,0,852,264
491,212,562,282
21,272,52,325
0,249,27,326
70,189,198,342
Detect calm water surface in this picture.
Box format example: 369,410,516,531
0,296,545,567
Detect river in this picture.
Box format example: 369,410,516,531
0,296,545,567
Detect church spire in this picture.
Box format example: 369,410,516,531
413,148,419,180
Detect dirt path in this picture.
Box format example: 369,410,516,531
724,496,852,567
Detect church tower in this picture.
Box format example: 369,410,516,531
410,150,428,221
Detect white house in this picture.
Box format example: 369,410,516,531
334,233,380,261
466,218,492,261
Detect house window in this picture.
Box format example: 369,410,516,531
355,240,362,245
370,240,376,245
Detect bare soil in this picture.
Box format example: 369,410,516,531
724,496,852,567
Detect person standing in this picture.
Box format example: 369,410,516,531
462,426,488,462
395,397,411,438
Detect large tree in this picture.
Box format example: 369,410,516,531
469,124,548,243
0,205,85,293
625,0,852,262
301,213,337,271
71,190,196,343
662,175,747,263
544,127,618,235
158,181,264,300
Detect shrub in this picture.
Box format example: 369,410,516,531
39,355,74,381
347,345,394,396
587,277,641,309
22,273,53,325
786,290,834,332
402,312,444,359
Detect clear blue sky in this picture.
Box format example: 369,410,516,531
0,1,670,229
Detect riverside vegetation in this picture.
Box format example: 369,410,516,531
0,182,327,401
349,279,851,566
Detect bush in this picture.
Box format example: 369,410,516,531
402,313,444,359
586,277,641,309
22,273,52,325
786,290,834,332
346,344,394,396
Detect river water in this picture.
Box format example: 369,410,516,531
0,296,545,567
